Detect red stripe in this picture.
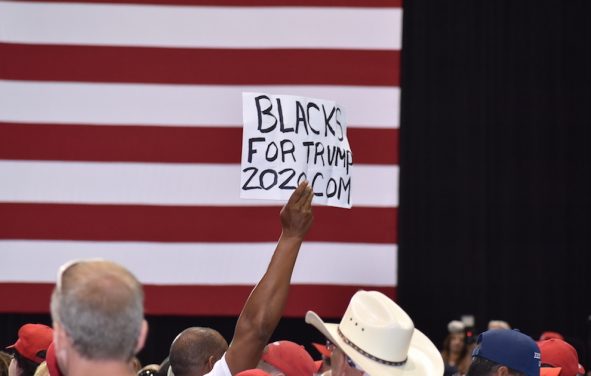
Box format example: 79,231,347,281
0,122,399,165
12,0,402,7
0,283,396,317
0,204,397,243
0,44,400,87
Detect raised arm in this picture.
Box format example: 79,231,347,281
224,181,314,374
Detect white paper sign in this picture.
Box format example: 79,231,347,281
241,92,353,209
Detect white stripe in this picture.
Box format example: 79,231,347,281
0,240,398,286
0,81,400,128
0,161,398,207
0,2,402,50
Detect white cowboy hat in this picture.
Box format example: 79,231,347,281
305,290,443,376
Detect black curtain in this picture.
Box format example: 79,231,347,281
398,0,591,367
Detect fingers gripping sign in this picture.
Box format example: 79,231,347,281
281,181,314,240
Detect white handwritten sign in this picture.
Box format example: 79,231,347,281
241,92,352,209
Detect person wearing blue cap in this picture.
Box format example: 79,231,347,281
467,329,541,376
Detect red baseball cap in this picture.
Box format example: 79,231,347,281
261,341,316,376
235,370,271,376
539,339,579,376
6,324,53,364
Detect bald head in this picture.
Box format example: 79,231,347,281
50,260,145,361
169,327,228,376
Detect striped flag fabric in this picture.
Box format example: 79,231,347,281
0,0,401,317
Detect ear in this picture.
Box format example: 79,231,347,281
207,355,215,372
135,320,149,354
496,366,510,376
53,322,68,351
52,321,71,370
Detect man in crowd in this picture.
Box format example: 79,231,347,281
50,181,314,376
306,290,444,376
6,324,53,376
467,329,540,376
168,328,228,376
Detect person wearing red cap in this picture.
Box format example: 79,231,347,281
538,339,580,376
257,341,316,376
6,324,53,376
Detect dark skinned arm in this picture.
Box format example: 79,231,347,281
224,181,314,375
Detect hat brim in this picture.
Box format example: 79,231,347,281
306,311,444,376
312,342,333,358
540,367,562,376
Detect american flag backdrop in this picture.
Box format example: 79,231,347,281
0,0,401,317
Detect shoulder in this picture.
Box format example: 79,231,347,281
203,354,231,376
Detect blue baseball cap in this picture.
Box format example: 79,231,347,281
472,329,541,376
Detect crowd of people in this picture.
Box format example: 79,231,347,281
1,182,588,376
440,320,586,376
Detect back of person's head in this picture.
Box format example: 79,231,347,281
169,327,228,376
467,329,540,376
488,320,511,330
6,324,53,376
50,259,145,362
469,357,525,376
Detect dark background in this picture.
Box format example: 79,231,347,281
397,0,591,369
2,0,590,370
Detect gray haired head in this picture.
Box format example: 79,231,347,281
50,260,145,361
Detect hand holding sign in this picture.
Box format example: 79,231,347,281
280,181,314,240
241,92,353,208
